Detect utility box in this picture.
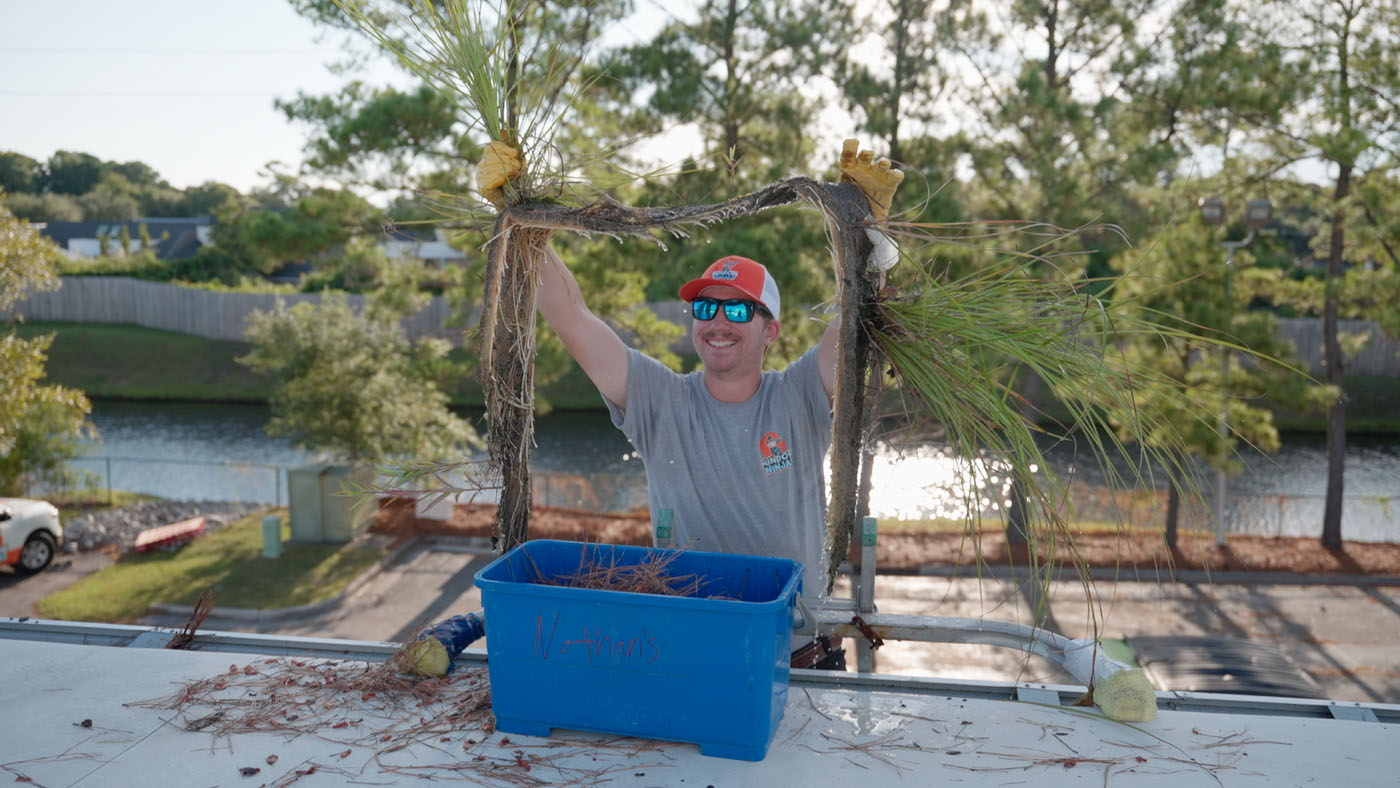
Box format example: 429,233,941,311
287,463,376,543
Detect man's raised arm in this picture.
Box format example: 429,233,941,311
537,245,630,410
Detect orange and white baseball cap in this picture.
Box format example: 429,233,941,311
677,255,781,316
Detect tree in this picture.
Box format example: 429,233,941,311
223,187,385,274
76,173,142,221
42,151,106,195
0,152,42,194
918,0,1284,545
1111,201,1334,544
239,294,477,463
177,181,247,218
0,397,94,497
2,192,83,223
277,82,462,190
839,0,959,167
1243,0,1399,548
593,0,849,185
0,192,93,495
288,0,628,193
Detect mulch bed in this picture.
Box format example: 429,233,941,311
371,498,1400,577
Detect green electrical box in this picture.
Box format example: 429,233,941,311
287,462,376,543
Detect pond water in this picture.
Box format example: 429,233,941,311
69,401,1399,542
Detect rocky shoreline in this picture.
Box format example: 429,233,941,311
62,500,269,552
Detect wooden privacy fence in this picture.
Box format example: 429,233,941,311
4,277,1398,375
3,276,459,343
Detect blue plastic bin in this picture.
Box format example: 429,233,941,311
475,539,803,761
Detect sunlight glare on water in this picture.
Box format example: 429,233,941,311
861,443,1016,521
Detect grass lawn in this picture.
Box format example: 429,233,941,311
37,508,386,623
13,321,273,402
14,320,1400,429
17,320,610,410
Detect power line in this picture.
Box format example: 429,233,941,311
0,90,285,97
0,47,325,55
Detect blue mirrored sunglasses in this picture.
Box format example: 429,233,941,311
690,297,771,323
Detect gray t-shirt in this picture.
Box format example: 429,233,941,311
605,347,833,601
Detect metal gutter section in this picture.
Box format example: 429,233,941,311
5,616,1396,724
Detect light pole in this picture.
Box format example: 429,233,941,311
1199,197,1272,545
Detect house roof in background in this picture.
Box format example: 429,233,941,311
39,217,212,260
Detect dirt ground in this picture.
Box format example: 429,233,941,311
372,498,1400,576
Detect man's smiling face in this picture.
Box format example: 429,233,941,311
690,285,779,377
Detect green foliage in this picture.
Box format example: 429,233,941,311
870,248,1214,582
1,150,247,222
223,188,385,274
1111,210,1333,474
0,192,60,307
278,82,463,189
2,192,84,223
0,152,42,194
239,295,478,462
0,397,95,497
300,235,393,291
177,181,248,218
839,0,956,166
165,244,265,285
591,0,847,185
75,173,140,221
0,194,94,495
942,0,1204,269
41,150,105,195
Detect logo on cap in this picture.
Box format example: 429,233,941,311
712,259,741,281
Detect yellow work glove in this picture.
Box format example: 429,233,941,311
839,138,903,221
839,139,903,271
476,140,524,206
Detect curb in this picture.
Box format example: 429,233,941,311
145,534,484,624
909,564,1400,587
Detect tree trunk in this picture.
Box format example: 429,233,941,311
1320,162,1352,550
1164,457,1181,549
1004,368,1043,546
721,0,741,167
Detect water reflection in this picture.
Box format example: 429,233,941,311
70,402,1399,541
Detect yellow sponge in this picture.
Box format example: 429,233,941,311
1096,668,1158,722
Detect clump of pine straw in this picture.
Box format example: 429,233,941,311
129,653,677,785
869,239,1216,624
525,544,707,597
128,655,489,743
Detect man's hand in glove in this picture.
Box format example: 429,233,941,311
838,139,903,273
839,139,903,221
476,141,524,206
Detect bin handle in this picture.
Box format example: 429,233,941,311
791,595,811,633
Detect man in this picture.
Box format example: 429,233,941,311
479,140,901,669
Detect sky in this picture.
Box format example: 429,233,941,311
1,1,402,192
0,0,683,195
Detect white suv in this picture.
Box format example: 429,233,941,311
0,498,63,575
